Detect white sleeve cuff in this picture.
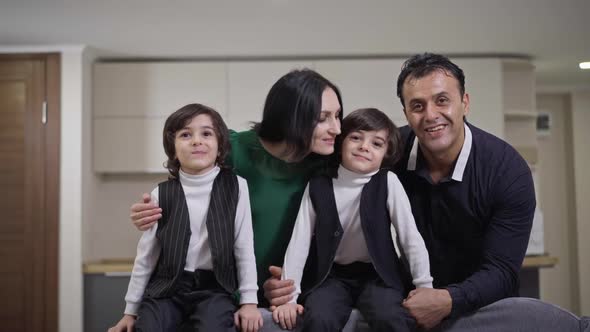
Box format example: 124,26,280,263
415,281,434,288
239,290,259,305
124,302,140,316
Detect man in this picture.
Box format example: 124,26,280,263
266,53,589,332
394,53,588,331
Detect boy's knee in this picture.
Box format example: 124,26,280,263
303,308,347,331
365,306,415,332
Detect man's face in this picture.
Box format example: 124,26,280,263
401,70,469,158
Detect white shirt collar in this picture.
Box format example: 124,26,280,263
336,164,378,186
179,165,220,186
406,123,472,182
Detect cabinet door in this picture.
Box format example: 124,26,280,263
313,59,407,126
227,61,313,131
94,62,228,117
94,118,167,173
84,274,130,332
93,62,227,172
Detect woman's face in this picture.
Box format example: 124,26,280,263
310,87,341,155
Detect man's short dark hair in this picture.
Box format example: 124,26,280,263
396,53,466,108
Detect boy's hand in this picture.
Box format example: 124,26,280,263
107,314,135,332
234,304,263,332
263,266,295,310
272,303,303,330
130,193,162,230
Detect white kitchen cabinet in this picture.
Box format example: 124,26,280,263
93,62,227,172
314,59,407,126
94,117,168,173
93,58,508,172
94,62,228,117
226,61,314,131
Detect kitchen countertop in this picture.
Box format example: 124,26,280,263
83,255,558,274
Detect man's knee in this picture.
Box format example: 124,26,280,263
484,297,577,319
438,297,588,332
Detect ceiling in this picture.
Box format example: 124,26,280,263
1,0,588,89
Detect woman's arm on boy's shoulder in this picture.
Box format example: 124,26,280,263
233,176,259,305
386,172,433,289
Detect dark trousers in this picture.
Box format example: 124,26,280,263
135,270,237,332
302,262,416,332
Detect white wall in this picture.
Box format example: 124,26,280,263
536,93,577,313
571,91,590,315
59,48,86,332
2,0,588,88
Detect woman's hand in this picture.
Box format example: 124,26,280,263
130,193,162,231
263,266,296,310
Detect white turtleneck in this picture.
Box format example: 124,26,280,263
282,165,433,303
124,166,258,315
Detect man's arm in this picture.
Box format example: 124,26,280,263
404,162,535,327
446,166,535,316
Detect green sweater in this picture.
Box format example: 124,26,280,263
227,130,328,288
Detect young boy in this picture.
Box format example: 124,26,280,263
273,108,433,331
109,103,262,332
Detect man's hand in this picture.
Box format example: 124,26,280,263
403,288,452,330
130,193,162,231
263,266,296,310
234,304,263,332
107,314,136,332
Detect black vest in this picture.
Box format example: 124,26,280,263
144,168,239,298
301,170,409,297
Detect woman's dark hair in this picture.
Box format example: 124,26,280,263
337,108,402,169
253,69,343,162
396,53,466,108
163,103,230,179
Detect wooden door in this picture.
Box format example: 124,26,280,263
0,54,59,332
